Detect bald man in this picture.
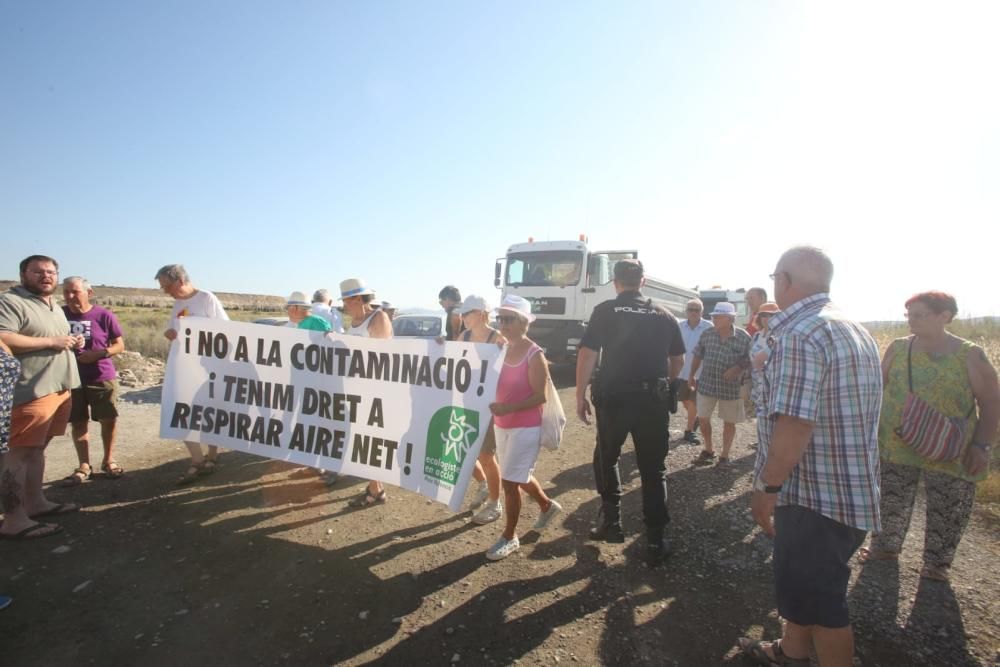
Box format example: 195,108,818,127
739,246,882,667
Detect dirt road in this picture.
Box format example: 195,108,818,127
2,374,998,666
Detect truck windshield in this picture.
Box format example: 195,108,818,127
506,251,583,287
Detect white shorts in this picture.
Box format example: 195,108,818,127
494,425,542,484
696,393,745,424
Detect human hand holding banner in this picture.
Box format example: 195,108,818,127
159,318,505,511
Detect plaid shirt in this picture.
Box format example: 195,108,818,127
754,293,883,531
692,326,751,400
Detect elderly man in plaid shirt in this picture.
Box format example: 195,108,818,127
738,246,882,667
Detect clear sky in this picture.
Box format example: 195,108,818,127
2,2,997,320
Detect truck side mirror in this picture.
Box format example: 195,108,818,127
494,261,501,287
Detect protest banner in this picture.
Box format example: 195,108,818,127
160,318,505,511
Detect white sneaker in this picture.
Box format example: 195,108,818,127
532,500,563,532
486,535,520,561
468,482,490,511
472,501,503,525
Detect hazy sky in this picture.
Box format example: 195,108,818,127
2,2,997,320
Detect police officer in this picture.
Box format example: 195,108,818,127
575,259,685,565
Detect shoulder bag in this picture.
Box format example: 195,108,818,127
894,338,975,462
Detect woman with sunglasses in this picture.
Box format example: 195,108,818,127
860,291,998,582
339,278,394,508
485,295,562,560
457,296,506,525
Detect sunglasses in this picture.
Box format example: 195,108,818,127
758,312,774,318
496,315,521,324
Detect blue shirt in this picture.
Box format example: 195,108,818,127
679,318,712,380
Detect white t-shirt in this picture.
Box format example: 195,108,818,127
170,290,229,331
679,318,712,380
310,302,344,333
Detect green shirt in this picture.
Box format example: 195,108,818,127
0,286,81,405
298,314,333,332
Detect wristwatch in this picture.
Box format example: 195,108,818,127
753,477,782,494
971,441,992,452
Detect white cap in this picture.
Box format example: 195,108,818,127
460,294,489,314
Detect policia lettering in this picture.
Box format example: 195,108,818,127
576,259,686,565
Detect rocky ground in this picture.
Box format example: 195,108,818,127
1,365,998,666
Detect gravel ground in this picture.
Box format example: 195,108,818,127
1,372,997,666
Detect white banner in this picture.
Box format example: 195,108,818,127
159,318,505,511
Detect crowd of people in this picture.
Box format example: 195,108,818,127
1,249,998,666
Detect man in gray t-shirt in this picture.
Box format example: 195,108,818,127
0,255,83,539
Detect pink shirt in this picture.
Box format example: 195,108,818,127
494,344,543,429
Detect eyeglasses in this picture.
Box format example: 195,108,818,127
496,315,520,324
769,270,789,283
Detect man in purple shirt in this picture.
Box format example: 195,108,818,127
61,277,126,484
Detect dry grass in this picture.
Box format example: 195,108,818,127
113,306,275,360
868,319,1000,505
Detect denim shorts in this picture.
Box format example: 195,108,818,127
773,505,866,628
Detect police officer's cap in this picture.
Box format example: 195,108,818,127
614,259,644,282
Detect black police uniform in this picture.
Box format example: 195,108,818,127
579,289,685,553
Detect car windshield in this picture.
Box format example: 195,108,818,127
392,316,442,337
505,251,583,287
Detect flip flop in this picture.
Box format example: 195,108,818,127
29,502,81,519
737,638,810,666
0,522,64,541
858,547,899,563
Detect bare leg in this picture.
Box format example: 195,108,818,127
472,460,486,483
777,621,811,659
24,442,56,513
206,444,219,461
811,624,855,667
501,479,521,540
99,418,118,466
368,480,384,497
184,441,205,465
700,419,714,453
683,400,697,432
721,421,736,458
70,421,91,466
478,451,502,503
519,476,551,511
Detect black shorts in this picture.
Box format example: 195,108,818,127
70,381,119,423
773,505,866,628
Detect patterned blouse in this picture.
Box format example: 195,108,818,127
0,348,21,454
878,337,984,482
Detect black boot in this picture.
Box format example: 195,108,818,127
589,502,625,543
646,528,672,566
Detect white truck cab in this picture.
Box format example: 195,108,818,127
495,238,696,362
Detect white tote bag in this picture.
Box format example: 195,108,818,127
540,376,567,451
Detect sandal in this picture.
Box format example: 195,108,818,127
737,638,810,666
0,522,64,541
176,464,208,486
858,547,899,563
60,464,92,487
348,488,387,508
920,564,950,582
101,461,125,479
199,460,217,476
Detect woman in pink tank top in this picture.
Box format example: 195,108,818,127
484,296,562,561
